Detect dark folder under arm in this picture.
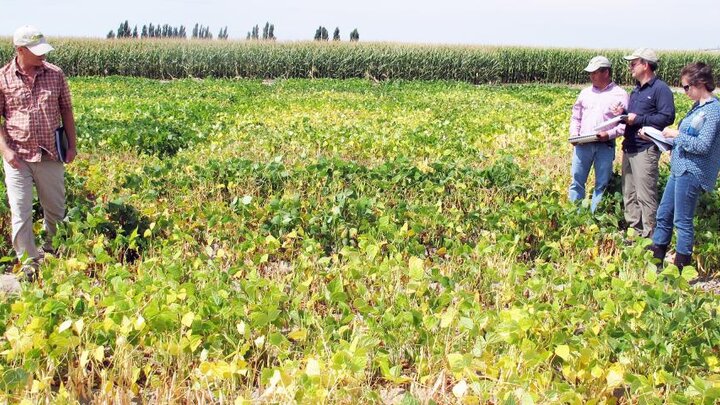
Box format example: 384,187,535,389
55,126,68,163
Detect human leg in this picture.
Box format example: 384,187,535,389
3,160,39,260
32,159,65,252
633,147,660,238
672,172,702,257
590,143,615,212
569,144,594,204
622,151,642,233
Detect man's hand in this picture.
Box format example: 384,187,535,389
637,128,650,141
64,147,77,164
596,131,610,142
610,102,625,116
2,149,21,169
625,113,637,125
662,128,679,139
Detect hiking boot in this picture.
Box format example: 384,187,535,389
648,244,668,268
20,264,37,282
674,253,692,272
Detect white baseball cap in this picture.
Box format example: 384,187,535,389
584,56,612,72
623,48,658,63
13,25,54,56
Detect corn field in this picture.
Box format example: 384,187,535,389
0,38,718,85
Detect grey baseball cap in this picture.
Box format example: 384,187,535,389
13,25,54,56
584,56,612,72
623,48,658,63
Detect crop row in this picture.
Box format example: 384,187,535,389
1,39,718,84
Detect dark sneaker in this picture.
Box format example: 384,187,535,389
38,247,57,259
20,264,37,282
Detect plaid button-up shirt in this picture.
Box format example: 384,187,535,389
0,58,72,162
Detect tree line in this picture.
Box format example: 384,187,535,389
108,21,228,40
107,21,359,41
314,26,359,41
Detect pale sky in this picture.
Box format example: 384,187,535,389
3,0,718,50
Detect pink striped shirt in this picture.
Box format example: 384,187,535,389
570,82,629,140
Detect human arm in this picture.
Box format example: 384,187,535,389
674,108,720,155
569,95,583,137
634,85,675,129
0,92,21,169
0,126,21,169
58,74,77,163
605,92,629,139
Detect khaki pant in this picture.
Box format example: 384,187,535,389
3,156,65,261
622,146,660,238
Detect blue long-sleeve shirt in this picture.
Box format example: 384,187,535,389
622,76,676,153
672,97,720,191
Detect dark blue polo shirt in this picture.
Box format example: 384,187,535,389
622,76,676,153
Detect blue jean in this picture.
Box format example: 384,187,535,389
652,172,703,255
569,142,615,212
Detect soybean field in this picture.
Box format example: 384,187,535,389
2,76,720,403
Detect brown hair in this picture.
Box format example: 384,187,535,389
681,62,716,92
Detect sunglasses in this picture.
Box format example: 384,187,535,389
682,84,691,91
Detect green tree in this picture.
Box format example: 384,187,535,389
350,28,359,42
107,30,115,39
333,27,340,41
321,26,329,41
269,24,275,40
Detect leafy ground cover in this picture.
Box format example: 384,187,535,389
1,78,719,403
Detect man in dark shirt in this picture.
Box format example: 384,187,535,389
614,48,675,239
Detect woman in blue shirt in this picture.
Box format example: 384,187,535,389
648,62,720,270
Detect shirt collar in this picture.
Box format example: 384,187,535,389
637,75,658,90
593,82,615,92
11,57,47,78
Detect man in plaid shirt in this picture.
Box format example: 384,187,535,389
0,25,78,280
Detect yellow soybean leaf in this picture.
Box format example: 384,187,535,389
288,329,307,342
182,312,195,328
134,315,145,331
73,319,85,335
606,364,625,388
452,380,468,398
58,319,73,333
555,345,571,361
440,307,457,328
408,256,424,281
306,358,321,377
93,345,105,362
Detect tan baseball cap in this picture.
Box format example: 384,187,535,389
584,56,612,72
623,48,658,63
13,25,54,56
